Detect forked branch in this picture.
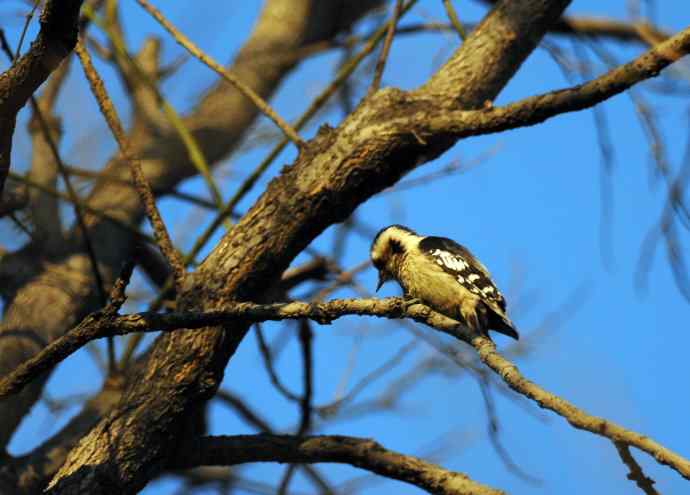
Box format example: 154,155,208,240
3,296,689,484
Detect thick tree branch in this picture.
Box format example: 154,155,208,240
0,0,84,195
420,0,571,102
25,59,70,249
0,298,464,400
1,0,383,455
0,179,27,217
1,384,124,495
10,291,688,485
47,1,579,491
176,434,503,495
410,25,690,139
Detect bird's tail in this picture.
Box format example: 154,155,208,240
472,304,520,340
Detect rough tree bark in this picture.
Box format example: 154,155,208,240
0,0,84,195
0,0,383,491
42,0,572,492
3,0,687,493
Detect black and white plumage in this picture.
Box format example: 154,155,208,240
370,225,518,339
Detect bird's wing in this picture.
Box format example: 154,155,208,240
418,236,507,312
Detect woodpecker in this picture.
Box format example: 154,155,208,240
370,225,518,339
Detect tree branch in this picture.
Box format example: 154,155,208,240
25,58,70,249
3,294,685,485
0,179,27,217
0,297,465,400
0,0,386,457
614,442,659,495
2,384,124,494
472,336,690,481
46,1,582,491
550,17,669,45
0,0,84,195
176,433,503,495
136,0,304,148
410,25,690,141
75,40,186,290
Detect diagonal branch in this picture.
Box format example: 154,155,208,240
369,0,403,94
0,0,85,195
472,336,690,481
3,295,688,484
0,0,385,460
24,57,70,248
176,433,503,495
614,442,659,495
136,0,304,148
410,24,690,140
45,1,580,491
442,0,467,40
74,40,186,290
550,17,669,45
0,298,463,400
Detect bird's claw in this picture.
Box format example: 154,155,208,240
402,297,423,311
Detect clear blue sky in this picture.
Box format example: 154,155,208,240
2,1,690,494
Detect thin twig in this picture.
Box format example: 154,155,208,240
478,376,541,484
571,40,617,272
277,464,298,495
316,339,417,417
472,336,690,481
0,30,116,371
7,171,156,244
297,319,313,436
169,0,421,271
264,356,343,493
105,259,136,315
64,165,223,211
614,441,659,495
136,0,304,147
7,212,33,238
15,0,41,60
75,40,186,290
81,4,226,216
369,0,403,94
442,0,467,40
30,101,116,369
117,1,422,364
254,323,301,402
215,391,337,495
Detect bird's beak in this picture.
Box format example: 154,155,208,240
376,271,387,292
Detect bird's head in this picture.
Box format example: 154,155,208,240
370,224,418,291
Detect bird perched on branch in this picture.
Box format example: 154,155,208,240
370,225,518,340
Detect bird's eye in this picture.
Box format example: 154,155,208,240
390,239,403,254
